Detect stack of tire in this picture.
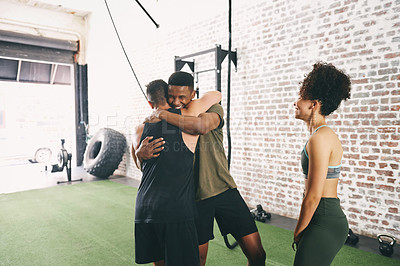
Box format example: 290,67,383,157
83,128,127,178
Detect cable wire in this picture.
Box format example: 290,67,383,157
104,0,148,101
223,0,239,251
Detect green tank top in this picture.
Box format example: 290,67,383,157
193,104,237,201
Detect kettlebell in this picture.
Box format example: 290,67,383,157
345,229,359,245
250,204,271,223
377,234,396,257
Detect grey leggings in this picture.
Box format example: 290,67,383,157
294,198,349,266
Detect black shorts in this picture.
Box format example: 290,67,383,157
195,188,258,245
135,221,199,265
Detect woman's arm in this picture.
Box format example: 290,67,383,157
294,133,330,241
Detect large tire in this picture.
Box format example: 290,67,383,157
83,128,127,178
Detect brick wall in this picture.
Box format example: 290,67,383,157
91,0,400,239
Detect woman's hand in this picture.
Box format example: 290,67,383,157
294,231,302,243
292,231,303,251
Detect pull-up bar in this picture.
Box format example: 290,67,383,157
174,44,237,92
175,47,217,60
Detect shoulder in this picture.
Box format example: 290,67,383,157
209,104,224,126
204,104,224,130
206,104,224,123
207,104,224,115
308,127,337,149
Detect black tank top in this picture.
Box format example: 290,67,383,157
135,109,196,223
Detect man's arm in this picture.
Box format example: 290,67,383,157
157,111,221,135
131,124,165,170
185,91,222,116
131,124,144,170
152,91,222,135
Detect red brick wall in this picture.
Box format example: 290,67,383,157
115,0,400,239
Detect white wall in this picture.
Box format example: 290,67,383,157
0,0,90,64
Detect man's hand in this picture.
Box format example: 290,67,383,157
135,136,165,160
144,109,165,124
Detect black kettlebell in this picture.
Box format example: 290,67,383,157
345,229,359,245
377,234,396,257
250,204,271,223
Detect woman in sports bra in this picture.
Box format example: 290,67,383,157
292,62,351,266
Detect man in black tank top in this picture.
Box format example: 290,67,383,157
131,80,199,266
136,72,266,266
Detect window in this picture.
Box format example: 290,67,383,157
53,65,71,85
0,93,4,128
0,58,18,81
19,61,52,83
0,57,71,85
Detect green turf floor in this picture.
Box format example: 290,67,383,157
0,180,398,265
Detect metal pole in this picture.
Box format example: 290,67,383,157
215,45,222,92
227,0,232,167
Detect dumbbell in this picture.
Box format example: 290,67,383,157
377,234,396,257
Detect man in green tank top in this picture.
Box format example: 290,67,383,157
137,71,266,266
193,103,237,201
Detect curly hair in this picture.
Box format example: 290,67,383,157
299,62,351,116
